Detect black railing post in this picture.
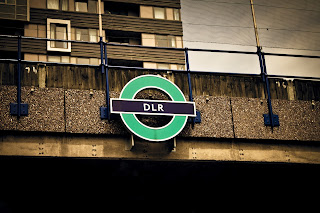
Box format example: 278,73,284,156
100,36,104,74
185,48,193,102
185,48,201,123
104,42,110,120
17,35,22,117
100,37,110,120
257,47,279,128
10,35,28,117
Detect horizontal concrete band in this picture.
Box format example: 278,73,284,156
0,85,320,141
1,133,320,164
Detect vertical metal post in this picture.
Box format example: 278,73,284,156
100,37,110,120
100,36,104,74
251,0,278,128
17,35,22,117
185,48,201,123
185,48,193,102
104,42,110,120
257,47,279,127
10,35,28,117
257,47,265,81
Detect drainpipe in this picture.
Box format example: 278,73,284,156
98,0,103,38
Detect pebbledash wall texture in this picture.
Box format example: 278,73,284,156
1,85,319,141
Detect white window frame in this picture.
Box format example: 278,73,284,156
47,18,71,52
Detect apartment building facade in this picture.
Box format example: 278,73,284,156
0,0,185,69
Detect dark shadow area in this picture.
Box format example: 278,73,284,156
0,156,319,212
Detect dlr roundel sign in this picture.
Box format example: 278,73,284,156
110,75,196,142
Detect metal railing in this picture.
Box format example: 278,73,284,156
1,34,320,127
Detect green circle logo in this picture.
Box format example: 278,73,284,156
110,75,196,142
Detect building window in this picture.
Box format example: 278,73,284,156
89,29,97,42
155,35,177,48
88,0,97,13
75,0,87,12
144,62,185,70
104,2,139,17
157,63,170,70
173,9,180,21
76,28,89,41
75,28,98,42
106,30,141,45
47,0,68,11
0,0,16,4
47,18,71,52
50,23,67,49
75,0,97,13
143,33,183,48
154,7,165,19
168,36,176,48
155,35,168,47
141,6,181,21
48,55,70,63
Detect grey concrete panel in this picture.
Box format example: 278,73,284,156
0,86,18,131
65,89,127,135
0,86,65,132
232,98,320,141
18,87,65,132
181,96,234,138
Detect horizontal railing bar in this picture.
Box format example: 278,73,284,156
1,58,319,80
264,52,320,59
186,47,257,55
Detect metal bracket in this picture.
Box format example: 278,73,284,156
125,135,135,151
263,114,280,127
194,111,201,123
10,103,29,116
188,111,201,123
171,137,177,152
100,106,108,119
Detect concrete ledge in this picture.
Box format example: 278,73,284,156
1,133,320,164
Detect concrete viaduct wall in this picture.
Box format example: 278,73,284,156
1,63,320,163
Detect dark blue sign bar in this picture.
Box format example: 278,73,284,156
111,98,196,117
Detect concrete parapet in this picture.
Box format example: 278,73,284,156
1,85,319,142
